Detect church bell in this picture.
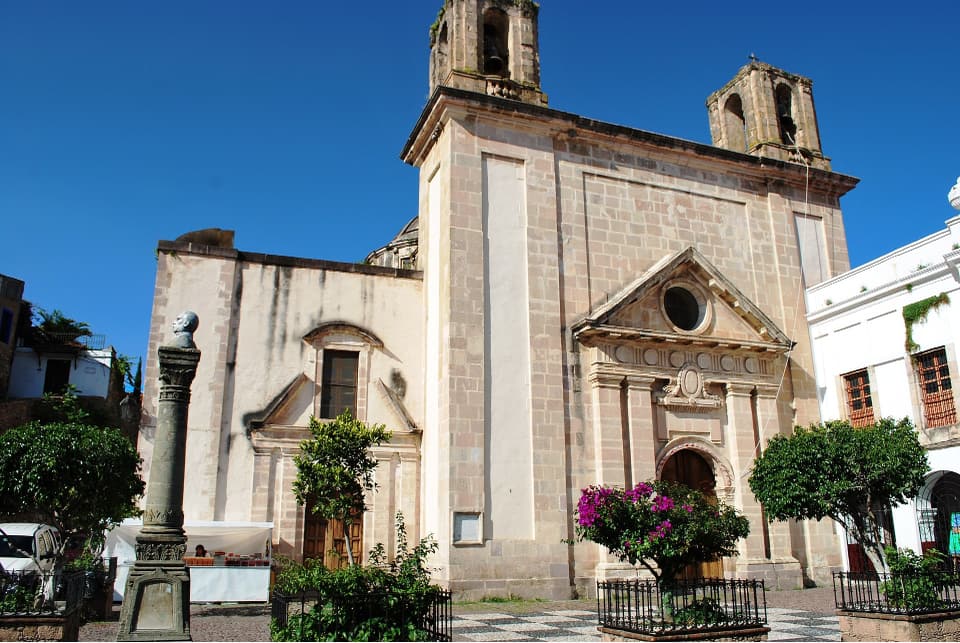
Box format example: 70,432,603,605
483,28,506,75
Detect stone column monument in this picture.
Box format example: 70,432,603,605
118,311,200,641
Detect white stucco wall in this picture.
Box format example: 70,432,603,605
141,247,423,527
808,214,960,558
8,348,113,399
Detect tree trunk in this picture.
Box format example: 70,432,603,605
343,518,355,566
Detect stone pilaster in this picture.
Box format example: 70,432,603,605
625,375,658,485
589,370,627,488
589,369,633,579
753,384,802,589
723,383,766,563
118,339,199,641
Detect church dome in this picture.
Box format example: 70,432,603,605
364,216,419,269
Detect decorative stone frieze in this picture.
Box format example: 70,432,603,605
656,363,722,411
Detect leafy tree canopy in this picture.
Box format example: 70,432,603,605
292,411,391,565
34,308,92,342
748,418,928,573
0,420,145,558
573,479,750,582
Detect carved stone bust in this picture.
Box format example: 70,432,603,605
170,311,199,349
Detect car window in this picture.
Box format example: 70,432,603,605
0,535,34,557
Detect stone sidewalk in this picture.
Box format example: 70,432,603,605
80,588,841,641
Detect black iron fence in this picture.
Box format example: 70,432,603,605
0,570,85,617
598,578,767,636
271,587,452,641
834,570,960,615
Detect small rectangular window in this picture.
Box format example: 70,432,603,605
843,369,874,428
915,347,956,429
319,350,359,419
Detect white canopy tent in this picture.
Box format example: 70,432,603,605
105,519,273,603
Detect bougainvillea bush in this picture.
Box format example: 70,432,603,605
573,480,749,581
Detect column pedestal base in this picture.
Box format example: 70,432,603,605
116,561,191,641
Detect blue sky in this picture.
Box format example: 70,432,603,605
2,1,958,368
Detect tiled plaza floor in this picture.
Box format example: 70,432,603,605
452,606,840,641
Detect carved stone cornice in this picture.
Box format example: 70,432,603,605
754,384,781,400
586,369,624,389
625,374,657,390
576,324,791,354
725,382,755,397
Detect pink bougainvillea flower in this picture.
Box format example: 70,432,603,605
651,494,675,512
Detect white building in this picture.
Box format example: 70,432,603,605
9,346,116,399
807,183,960,568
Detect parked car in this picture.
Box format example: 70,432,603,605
0,523,61,573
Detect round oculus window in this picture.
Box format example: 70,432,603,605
664,286,704,331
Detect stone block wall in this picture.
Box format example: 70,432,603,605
838,610,960,642
0,399,34,432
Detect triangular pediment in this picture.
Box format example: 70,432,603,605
244,373,316,433
572,247,792,352
245,374,420,437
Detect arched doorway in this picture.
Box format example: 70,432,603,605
919,471,960,566
660,449,723,579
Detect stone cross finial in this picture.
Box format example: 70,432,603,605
171,311,199,349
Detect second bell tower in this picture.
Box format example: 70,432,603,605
428,0,547,105
706,60,830,170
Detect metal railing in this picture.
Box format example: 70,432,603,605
834,570,960,615
598,578,767,635
271,587,452,641
0,570,85,617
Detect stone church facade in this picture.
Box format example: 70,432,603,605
141,0,859,598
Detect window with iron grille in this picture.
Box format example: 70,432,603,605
843,369,874,428
915,347,957,429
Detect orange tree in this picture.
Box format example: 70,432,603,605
749,418,928,574
572,480,749,583
292,411,391,566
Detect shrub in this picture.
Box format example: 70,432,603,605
271,513,442,642
880,547,951,612
572,480,749,582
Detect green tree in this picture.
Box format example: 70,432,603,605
292,411,391,566
748,418,928,574
572,480,750,583
0,420,145,560
132,357,142,395
34,308,92,343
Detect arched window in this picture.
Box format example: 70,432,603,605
775,84,797,145
919,472,960,560
482,8,509,76
433,22,448,86
723,94,747,152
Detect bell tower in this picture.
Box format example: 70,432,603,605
428,0,547,105
706,60,830,170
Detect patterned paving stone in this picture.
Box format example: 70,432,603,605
452,606,841,642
